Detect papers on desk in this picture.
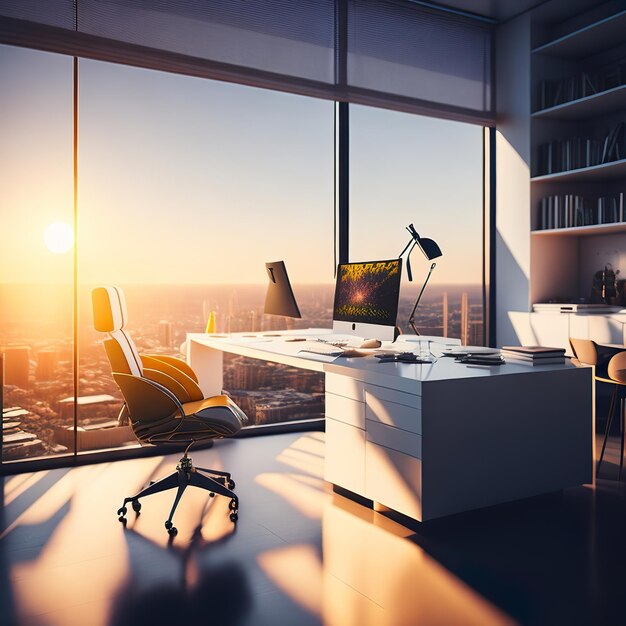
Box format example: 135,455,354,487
297,343,377,361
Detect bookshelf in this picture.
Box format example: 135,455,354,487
531,84,626,121
531,158,626,182
530,7,626,307
531,9,626,59
531,221,626,238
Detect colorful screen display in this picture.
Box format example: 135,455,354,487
333,259,402,327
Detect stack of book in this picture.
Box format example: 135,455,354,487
537,121,625,176
535,57,626,112
537,192,624,230
501,346,566,365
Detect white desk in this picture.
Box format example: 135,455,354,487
187,330,593,522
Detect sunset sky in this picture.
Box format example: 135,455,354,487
0,44,483,287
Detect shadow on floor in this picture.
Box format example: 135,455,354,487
412,480,626,626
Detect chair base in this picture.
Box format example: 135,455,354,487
116,454,239,535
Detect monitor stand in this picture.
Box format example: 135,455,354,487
332,320,396,342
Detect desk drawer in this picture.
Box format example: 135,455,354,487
365,393,421,435
365,384,421,409
366,420,422,458
325,417,365,494
326,373,365,402
326,392,365,428
365,441,422,521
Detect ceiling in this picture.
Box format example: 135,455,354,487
428,0,608,22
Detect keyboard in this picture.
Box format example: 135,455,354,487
316,334,363,345
298,341,345,357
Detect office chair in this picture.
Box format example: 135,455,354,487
569,338,626,479
92,286,248,535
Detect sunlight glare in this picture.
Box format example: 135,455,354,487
44,221,74,254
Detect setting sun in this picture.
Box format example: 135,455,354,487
43,221,74,254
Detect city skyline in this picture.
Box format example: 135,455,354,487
2,281,483,460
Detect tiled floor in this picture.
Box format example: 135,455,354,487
2,431,626,626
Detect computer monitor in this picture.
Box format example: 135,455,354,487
264,261,301,318
332,259,402,341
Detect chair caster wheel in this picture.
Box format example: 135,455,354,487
132,500,141,513
228,498,238,511
118,516,127,524
230,512,238,522
209,492,215,498
228,479,236,489
167,526,178,536
117,506,127,517
165,520,173,530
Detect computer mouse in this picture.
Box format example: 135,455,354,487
359,338,382,349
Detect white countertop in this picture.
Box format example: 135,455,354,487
187,331,586,395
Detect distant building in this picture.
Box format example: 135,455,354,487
2,405,45,460
36,349,58,381
461,292,469,345
58,393,119,421
158,320,173,347
3,346,30,388
256,391,324,424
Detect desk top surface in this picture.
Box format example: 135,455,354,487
187,330,585,393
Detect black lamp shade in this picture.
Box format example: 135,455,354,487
416,237,442,260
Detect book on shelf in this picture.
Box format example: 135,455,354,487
534,57,626,113
537,193,624,230
537,121,626,176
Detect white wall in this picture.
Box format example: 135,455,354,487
495,13,532,347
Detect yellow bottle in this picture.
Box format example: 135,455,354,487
205,311,216,334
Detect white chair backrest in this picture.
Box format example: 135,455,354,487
92,285,143,377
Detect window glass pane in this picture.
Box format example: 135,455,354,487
78,60,333,444
0,45,74,462
349,104,484,345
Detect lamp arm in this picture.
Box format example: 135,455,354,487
408,262,437,336
398,237,415,259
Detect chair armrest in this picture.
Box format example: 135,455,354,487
143,368,191,404
141,353,199,383
113,373,186,426
141,355,203,401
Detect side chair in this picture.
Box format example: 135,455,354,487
569,337,626,479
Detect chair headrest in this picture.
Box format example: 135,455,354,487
92,286,128,332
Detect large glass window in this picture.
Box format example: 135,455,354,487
0,45,74,462
1,51,487,466
77,60,334,444
349,105,485,345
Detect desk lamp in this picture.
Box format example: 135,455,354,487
264,261,301,320
398,224,443,336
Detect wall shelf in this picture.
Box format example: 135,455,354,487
532,10,626,59
532,222,626,237
529,9,626,310
532,84,626,121
531,159,626,183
